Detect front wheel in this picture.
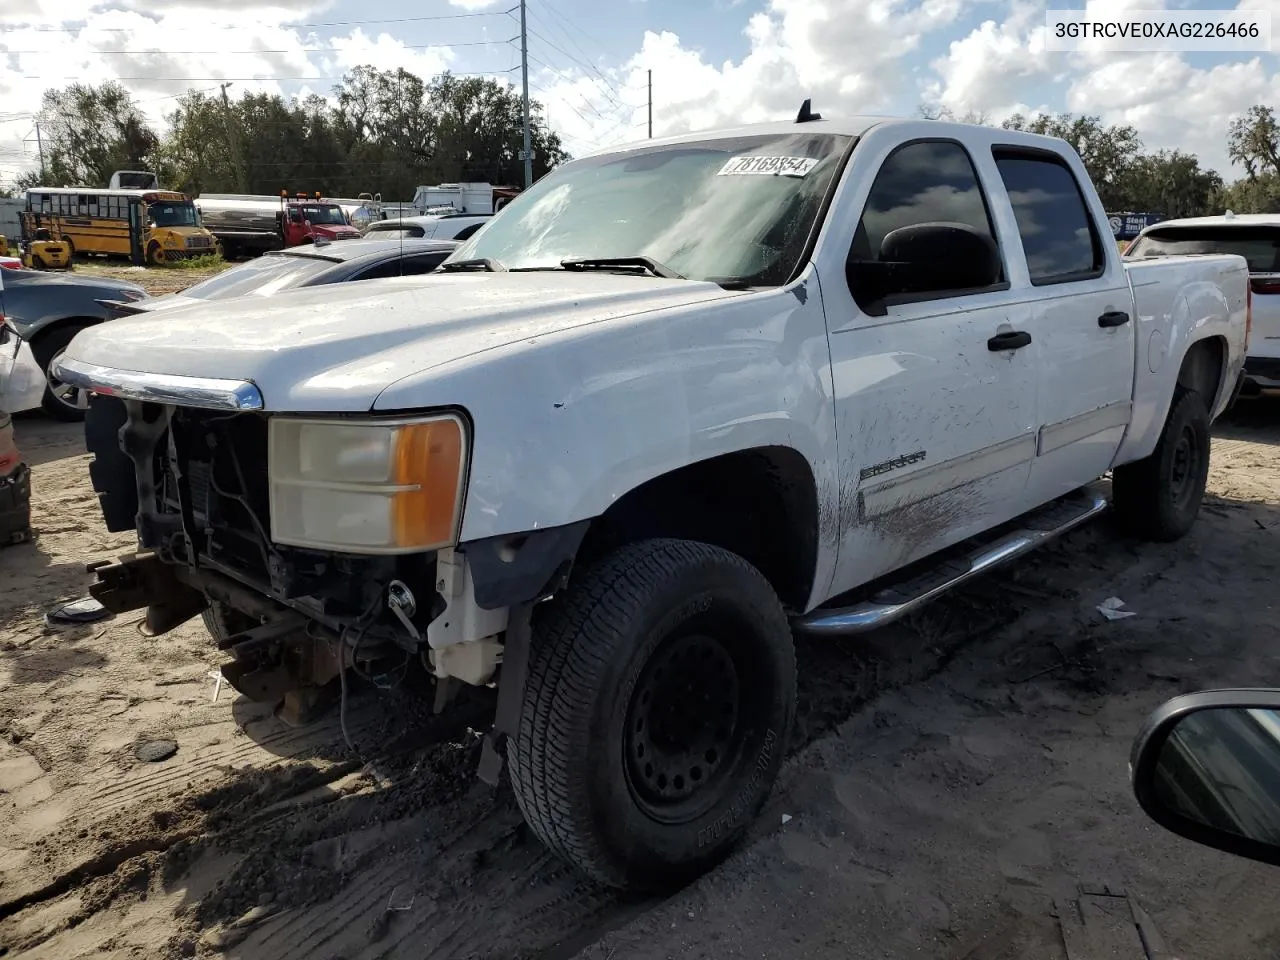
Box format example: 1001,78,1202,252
146,241,167,265
37,323,94,421
1112,389,1211,542
508,538,796,891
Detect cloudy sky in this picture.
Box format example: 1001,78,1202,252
2,0,1278,193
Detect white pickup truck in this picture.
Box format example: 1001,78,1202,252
56,110,1248,892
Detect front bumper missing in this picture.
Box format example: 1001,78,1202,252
87,551,341,724
86,550,282,634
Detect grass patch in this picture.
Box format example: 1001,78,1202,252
161,253,228,271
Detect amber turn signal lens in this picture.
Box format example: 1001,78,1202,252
391,417,466,549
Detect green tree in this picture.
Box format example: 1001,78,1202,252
1119,150,1223,219
423,73,569,185
1227,105,1280,180
1219,173,1280,213
164,90,347,196
34,81,160,187
1002,112,1142,209
917,103,991,125
330,68,570,197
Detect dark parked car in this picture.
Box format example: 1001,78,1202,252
0,268,148,420
112,237,459,316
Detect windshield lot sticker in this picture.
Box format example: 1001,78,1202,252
717,156,819,178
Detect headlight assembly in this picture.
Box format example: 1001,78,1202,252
268,414,468,553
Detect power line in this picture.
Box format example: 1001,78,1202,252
0,83,226,125
18,69,518,82
2,39,514,55
0,9,516,35
516,7,630,115
525,54,638,122
529,82,601,131
540,0,623,67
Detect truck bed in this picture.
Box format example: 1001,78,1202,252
1119,253,1249,465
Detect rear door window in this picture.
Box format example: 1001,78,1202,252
993,150,1105,284
1127,226,1280,273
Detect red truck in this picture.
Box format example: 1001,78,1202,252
195,191,362,258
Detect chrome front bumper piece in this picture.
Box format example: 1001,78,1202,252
50,356,264,411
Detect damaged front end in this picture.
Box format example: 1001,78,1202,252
78,386,582,757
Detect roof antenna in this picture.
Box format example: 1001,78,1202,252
796,98,822,123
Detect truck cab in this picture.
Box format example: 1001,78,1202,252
56,112,1248,894
280,193,362,247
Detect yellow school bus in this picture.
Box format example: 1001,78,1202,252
21,188,219,265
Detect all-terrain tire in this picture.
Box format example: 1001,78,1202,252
1112,388,1211,542
202,601,257,650
507,538,796,891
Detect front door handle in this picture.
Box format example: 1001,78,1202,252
988,330,1032,351
1098,310,1130,328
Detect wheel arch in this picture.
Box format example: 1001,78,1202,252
575,446,821,614
28,315,103,368
1176,334,1227,412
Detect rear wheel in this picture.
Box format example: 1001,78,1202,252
508,538,796,891
1113,389,1211,542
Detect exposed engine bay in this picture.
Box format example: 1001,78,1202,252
82,396,525,730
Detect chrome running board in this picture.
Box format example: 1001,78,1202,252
795,482,1110,636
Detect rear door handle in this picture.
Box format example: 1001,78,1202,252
1098,311,1130,328
987,330,1032,351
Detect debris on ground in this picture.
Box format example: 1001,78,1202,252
1096,596,1137,621
45,596,112,625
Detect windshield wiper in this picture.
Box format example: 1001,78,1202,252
439,257,508,273
559,256,685,280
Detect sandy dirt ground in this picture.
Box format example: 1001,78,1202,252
70,261,231,297
0,398,1277,960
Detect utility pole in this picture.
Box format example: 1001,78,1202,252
648,70,652,138
519,0,533,188
34,122,45,181
220,82,247,194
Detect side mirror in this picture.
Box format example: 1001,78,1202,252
847,221,1001,313
1131,689,1280,867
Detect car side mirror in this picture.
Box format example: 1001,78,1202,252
847,221,1001,315
1131,689,1280,867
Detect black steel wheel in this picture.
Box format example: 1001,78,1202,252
624,631,743,822
508,538,795,891
1113,388,1211,542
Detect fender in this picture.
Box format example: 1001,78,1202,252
1115,258,1247,468
375,266,842,611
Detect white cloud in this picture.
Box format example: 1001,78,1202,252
326,27,455,78
533,0,974,158
0,2,471,191
921,0,1279,174
5,0,1280,192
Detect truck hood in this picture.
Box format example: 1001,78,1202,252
63,271,744,411
313,225,362,240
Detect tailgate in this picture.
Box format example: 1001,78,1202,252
1247,273,1280,360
